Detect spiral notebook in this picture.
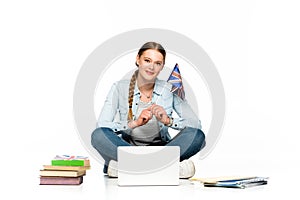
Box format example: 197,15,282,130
190,176,269,189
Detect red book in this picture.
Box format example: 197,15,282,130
40,176,83,185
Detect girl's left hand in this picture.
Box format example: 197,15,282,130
150,104,170,125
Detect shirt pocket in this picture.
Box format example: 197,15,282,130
160,94,173,115
118,106,128,121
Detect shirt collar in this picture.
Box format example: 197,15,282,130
133,79,164,96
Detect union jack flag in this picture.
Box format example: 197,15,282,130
167,63,185,100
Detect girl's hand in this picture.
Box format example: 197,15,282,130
150,104,170,125
134,107,153,127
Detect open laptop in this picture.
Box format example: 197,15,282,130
117,146,180,186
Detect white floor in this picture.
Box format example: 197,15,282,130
3,152,296,200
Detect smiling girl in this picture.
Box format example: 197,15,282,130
91,42,205,178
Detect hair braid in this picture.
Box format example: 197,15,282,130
127,70,138,120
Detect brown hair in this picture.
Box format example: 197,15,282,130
127,42,166,120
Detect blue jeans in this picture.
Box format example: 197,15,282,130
91,127,205,173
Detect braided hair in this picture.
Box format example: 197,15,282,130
127,70,138,120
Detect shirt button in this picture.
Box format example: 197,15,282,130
114,129,117,132
160,125,163,128
123,126,126,129
174,124,178,127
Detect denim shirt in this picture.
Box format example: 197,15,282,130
97,78,202,142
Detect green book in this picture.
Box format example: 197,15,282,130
51,155,90,167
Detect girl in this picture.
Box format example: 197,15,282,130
91,42,205,178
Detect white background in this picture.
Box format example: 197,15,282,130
1,0,299,199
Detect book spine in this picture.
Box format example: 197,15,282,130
40,176,83,185
51,160,88,166
219,177,269,185
43,165,89,171
40,170,86,177
236,177,268,185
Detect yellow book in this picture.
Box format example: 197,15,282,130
40,169,86,177
43,165,90,171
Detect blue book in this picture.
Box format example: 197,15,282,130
203,177,269,189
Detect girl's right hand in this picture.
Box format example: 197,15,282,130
128,107,153,128
135,107,153,127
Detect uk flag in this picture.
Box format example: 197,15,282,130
167,63,185,100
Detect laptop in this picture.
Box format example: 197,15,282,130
117,146,180,186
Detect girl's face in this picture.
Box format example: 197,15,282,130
136,49,164,83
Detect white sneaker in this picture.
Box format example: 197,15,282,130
179,160,195,179
107,160,118,178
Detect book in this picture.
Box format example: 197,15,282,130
40,169,86,177
40,176,83,185
204,178,268,189
190,176,269,189
43,165,90,171
39,154,91,186
51,155,90,167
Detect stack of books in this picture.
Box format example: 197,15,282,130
39,155,90,185
190,176,269,189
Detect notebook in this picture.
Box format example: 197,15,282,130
117,146,180,186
